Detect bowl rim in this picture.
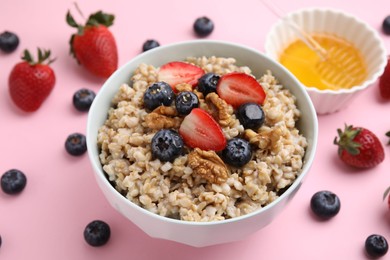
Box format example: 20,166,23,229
87,39,319,227
264,7,387,95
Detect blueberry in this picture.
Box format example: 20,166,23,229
197,73,220,95
73,88,96,112
84,220,111,247
0,234,2,248
222,138,252,167
310,190,340,219
382,15,390,35
365,234,388,258
193,16,214,37
0,31,19,53
151,129,184,162
237,103,265,130
1,169,27,195
175,91,199,115
143,82,175,111
65,133,87,156
142,39,160,52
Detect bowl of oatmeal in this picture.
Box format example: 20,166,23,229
86,40,318,247
264,8,387,114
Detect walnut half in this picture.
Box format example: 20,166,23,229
143,106,182,130
188,148,229,184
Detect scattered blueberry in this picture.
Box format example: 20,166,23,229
197,73,220,95
73,88,96,112
142,39,160,52
310,190,341,219
382,15,390,35
1,169,27,195
175,91,199,115
151,129,184,162
237,103,265,130
365,234,388,258
143,82,175,111
0,31,19,53
0,234,2,248
193,16,214,37
222,138,252,167
65,133,87,156
84,220,111,247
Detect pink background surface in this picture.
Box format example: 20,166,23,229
1,0,390,259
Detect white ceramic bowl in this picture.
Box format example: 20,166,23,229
86,40,318,247
264,8,387,115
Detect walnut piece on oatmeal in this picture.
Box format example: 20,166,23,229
188,148,229,184
143,106,182,130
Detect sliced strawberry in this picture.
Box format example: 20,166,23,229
179,108,226,151
216,72,266,108
158,61,205,92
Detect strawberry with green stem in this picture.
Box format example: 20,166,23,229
8,48,56,112
66,9,118,78
334,124,385,168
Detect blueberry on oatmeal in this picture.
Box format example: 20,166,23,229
365,234,388,258
236,103,265,130
175,91,199,115
142,39,160,52
73,88,96,112
1,169,27,195
84,220,111,247
65,133,87,156
151,129,184,162
197,73,220,95
143,82,175,111
222,138,252,167
193,16,214,37
310,190,340,219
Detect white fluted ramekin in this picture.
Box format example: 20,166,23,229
265,8,387,115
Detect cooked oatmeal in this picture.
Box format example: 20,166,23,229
97,56,308,222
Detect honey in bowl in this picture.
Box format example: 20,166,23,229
279,33,367,91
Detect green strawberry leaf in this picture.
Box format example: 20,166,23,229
334,124,362,156
22,49,34,65
66,11,80,28
383,186,390,201
22,48,55,66
86,11,114,27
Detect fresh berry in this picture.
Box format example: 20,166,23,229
73,88,96,111
0,234,2,248
334,124,385,168
8,48,56,112
175,91,199,115
84,220,111,247
310,190,340,219
143,82,175,111
65,133,87,156
197,73,220,95
151,129,184,162
179,108,226,151
0,31,19,53
158,61,205,92
379,57,390,99
365,234,388,258
193,16,214,37
1,169,27,195
386,131,390,145
236,103,265,130
217,72,266,108
382,15,390,35
67,10,118,78
221,138,252,167
142,39,160,52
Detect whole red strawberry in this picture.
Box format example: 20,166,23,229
379,56,390,99
67,10,118,78
334,124,385,168
9,48,56,112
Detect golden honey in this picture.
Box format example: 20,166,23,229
279,34,367,91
